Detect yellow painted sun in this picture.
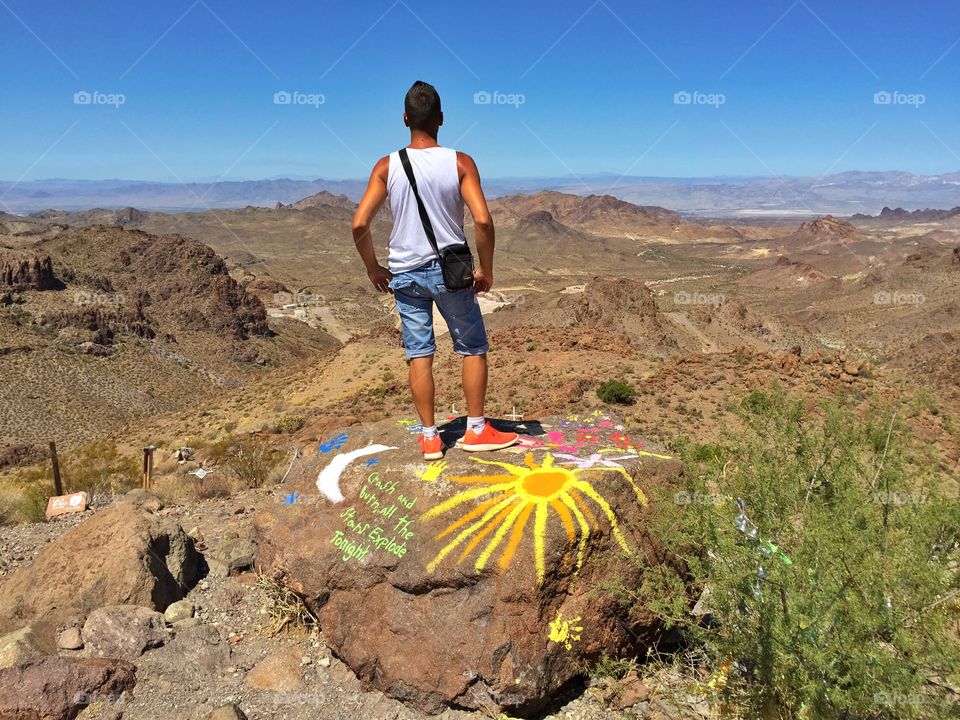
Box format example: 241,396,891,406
422,452,634,585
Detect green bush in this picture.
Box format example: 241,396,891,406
632,387,960,719
597,379,636,405
274,414,306,434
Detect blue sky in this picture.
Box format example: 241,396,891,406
1,0,958,181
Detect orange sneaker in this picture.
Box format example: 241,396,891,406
418,434,444,460
462,424,519,452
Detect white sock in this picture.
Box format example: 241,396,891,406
422,425,438,439
467,416,486,433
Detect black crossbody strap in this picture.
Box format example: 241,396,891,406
397,148,441,259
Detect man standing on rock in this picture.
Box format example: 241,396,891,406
352,80,518,460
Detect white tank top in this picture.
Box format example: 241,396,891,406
386,146,466,272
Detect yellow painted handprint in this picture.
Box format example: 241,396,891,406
419,460,448,482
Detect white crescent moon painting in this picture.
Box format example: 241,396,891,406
316,444,398,503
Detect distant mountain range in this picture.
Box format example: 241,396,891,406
1,170,957,216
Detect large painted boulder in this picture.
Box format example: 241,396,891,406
255,411,683,715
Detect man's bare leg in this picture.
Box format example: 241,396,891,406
409,356,436,427
463,354,488,418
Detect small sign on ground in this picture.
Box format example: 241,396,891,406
45,491,87,518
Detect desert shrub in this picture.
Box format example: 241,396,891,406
578,652,638,681
222,436,284,489
274,414,306,435
257,574,317,635
151,474,190,505
192,471,233,499
632,387,960,719
0,483,48,524
597,379,636,405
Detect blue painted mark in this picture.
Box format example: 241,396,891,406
282,491,300,505
364,458,379,466
407,424,423,433
319,432,348,453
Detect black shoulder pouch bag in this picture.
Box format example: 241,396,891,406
398,148,475,291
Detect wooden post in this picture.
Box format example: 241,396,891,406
49,442,63,496
142,445,157,490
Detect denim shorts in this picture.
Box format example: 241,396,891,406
388,260,488,359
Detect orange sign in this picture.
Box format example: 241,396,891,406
45,491,87,518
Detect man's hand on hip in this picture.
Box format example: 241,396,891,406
368,264,393,293
473,267,493,294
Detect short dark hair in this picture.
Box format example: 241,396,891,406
404,81,441,131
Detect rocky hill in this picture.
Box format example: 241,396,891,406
280,190,357,211
737,255,834,289
0,225,338,454
782,215,860,249
0,254,59,291
489,191,681,230
851,206,960,224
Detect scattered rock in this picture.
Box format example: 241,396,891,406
78,341,113,357
245,648,304,692
0,657,135,720
175,617,202,632
612,671,651,710
163,600,194,625
207,538,256,578
0,501,200,645
207,704,248,720
145,624,231,682
0,625,45,669
58,626,84,651
82,605,168,661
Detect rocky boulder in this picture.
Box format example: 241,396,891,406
256,412,683,715
0,625,47,669
0,495,201,646
82,606,168,661
0,656,135,720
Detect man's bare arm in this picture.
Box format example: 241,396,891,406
352,156,391,293
457,151,495,293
